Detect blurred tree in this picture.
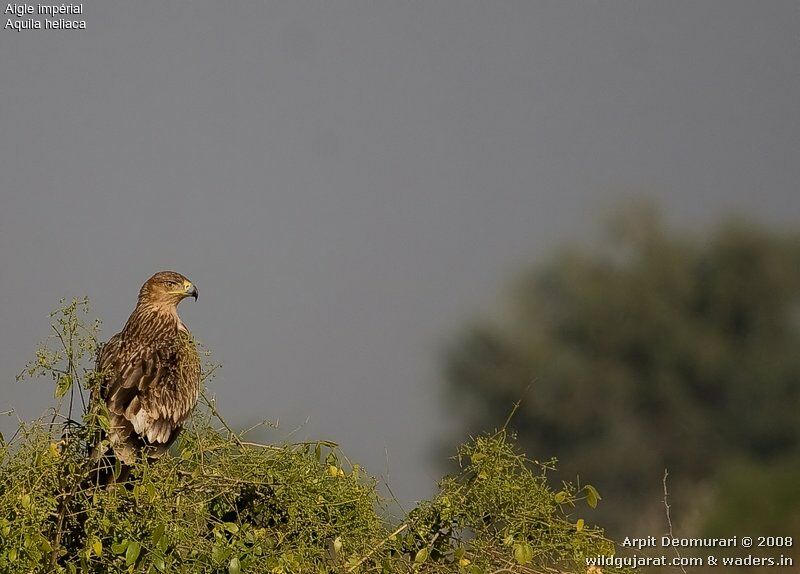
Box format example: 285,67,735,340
442,202,800,536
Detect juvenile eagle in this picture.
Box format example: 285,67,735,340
92,271,200,473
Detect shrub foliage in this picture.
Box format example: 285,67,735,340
0,299,630,573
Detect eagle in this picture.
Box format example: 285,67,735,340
91,271,200,479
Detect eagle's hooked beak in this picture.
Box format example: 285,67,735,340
184,281,198,301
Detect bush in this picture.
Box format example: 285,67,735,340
0,299,631,573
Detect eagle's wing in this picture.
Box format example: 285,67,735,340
93,333,122,418
98,338,179,462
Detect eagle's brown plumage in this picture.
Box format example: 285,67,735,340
92,271,200,470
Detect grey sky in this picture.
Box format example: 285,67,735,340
1,1,798,505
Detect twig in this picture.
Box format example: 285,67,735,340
201,391,243,447
663,469,686,574
240,417,279,437
239,441,282,451
201,362,221,383
495,380,533,436
346,523,408,572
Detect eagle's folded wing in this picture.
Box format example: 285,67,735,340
100,343,179,458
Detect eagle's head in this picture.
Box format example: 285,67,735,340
138,271,198,308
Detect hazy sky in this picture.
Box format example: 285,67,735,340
1,1,799,504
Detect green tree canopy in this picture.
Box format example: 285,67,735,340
443,204,800,535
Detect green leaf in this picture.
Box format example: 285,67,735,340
554,490,567,503
151,523,165,545
38,537,52,552
414,548,429,564
584,484,601,509
514,542,533,565
228,557,241,574
55,373,72,398
212,543,228,563
576,518,585,531
223,522,239,534
92,537,102,557
111,539,129,555
125,540,141,567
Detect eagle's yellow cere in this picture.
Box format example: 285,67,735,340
93,271,200,468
